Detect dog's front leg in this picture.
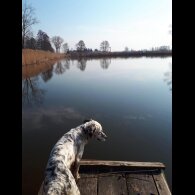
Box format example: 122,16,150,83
73,160,80,181
73,144,84,181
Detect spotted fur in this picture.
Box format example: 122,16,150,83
38,119,107,195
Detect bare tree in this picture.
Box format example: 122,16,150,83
76,40,86,51
36,30,54,52
124,47,129,51
52,36,64,53
63,43,69,53
100,41,110,52
25,36,36,49
22,2,38,48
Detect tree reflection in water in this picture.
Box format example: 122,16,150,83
55,60,70,74
77,58,87,71
22,76,45,106
55,61,65,75
100,58,111,69
41,66,54,82
164,62,172,91
64,59,70,70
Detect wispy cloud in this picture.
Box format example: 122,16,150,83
22,106,84,128
124,113,153,121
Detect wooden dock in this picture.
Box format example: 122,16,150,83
78,160,171,195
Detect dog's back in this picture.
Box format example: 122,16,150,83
38,133,81,195
38,163,80,195
43,165,79,195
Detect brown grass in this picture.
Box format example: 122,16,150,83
22,49,67,65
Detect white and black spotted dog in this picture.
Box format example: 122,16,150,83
38,119,107,195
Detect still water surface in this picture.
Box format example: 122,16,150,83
22,57,172,194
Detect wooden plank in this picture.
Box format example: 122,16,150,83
126,173,159,195
98,174,128,195
77,174,97,195
80,160,165,169
153,171,172,195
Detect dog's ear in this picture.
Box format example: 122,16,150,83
83,121,96,138
83,119,93,124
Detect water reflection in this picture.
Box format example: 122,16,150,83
55,61,66,75
22,77,45,106
23,57,172,195
164,63,172,91
53,60,71,75
22,61,54,79
23,58,113,80
22,59,172,108
100,58,111,69
64,59,70,70
77,58,87,71
41,67,54,82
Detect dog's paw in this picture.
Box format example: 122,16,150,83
76,174,81,180
73,173,81,181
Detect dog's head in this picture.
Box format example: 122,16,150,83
82,119,107,141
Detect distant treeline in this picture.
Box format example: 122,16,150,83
68,50,172,59
23,28,172,58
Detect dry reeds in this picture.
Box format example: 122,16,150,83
22,49,67,66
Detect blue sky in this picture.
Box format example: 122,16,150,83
23,0,172,51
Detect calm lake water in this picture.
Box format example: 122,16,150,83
22,57,172,195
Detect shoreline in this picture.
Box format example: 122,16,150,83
69,50,172,59
22,49,172,66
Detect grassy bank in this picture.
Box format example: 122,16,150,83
22,49,67,65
